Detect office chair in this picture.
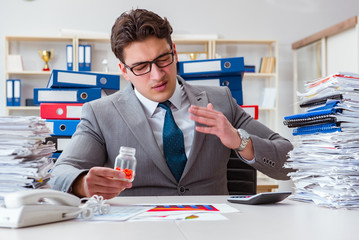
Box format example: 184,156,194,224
227,150,257,195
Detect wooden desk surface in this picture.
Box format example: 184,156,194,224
1,195,358,240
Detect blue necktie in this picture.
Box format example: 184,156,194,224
159,100,187,182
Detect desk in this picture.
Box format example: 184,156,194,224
1,195,358,240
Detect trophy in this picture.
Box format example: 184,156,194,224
189,53,197,60
38,49,54,71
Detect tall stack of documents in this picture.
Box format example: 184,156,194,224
178,57,245,105
34,69,120,159
0,116,55,197
284,72,359,209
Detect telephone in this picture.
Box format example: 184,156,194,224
0,189,82,228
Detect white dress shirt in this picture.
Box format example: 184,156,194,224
134,80,194,158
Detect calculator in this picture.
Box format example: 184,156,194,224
227,191,292,205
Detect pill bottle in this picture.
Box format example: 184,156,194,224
114,146,136,182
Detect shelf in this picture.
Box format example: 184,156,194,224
213,39,277,45
259,107,276,111
77,37,110,42
173,38,212,44
5,35,74,42
7,71,52,75
244,73,276,78
6,106,40,111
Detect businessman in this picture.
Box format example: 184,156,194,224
50,9,293,199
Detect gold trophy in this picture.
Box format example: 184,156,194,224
38,49,54,71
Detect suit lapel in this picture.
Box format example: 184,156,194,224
180,80,209,179
112,84,176,183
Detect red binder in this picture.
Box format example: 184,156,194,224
40,103,83,120
240,105,259,119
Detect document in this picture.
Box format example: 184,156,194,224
0,116,55,197
80,204,238,222
284,72,359,209
130,204,238,222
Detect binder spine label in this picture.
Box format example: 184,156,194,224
66,105,82,118
38,91,77,102
58,72,97,85
183,61,221,73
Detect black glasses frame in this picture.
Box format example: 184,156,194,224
123,51,175,76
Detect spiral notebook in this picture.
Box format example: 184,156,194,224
292,123,341,136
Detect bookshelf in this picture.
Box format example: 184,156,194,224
212,39,278,131
4,36,75,115
4,36,278,132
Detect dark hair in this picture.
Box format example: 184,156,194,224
111,9,173,63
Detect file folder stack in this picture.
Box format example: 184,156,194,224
283,72,359,209
34,69,120,159
178,57,245,105
0,116,56,197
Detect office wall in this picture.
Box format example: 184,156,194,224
0,0,358,140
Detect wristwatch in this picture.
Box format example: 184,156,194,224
234,129,250,152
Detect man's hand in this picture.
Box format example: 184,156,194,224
72,167,132,199
188,103,254,159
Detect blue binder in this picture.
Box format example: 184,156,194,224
292,123,341,136
185,75,243,90
231,90,243,105
66,45,73,71
284,101,340,120
6,79,13,106
51,152,62,159
244,65,255,72
46,69,120,90
84,45,92,71
178,57,245,78
45,119,80,136
13,79,21,106
34,87,102,105
78,45,85,71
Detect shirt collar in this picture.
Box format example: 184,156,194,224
135,79,182,117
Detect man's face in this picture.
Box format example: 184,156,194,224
119,36,178,103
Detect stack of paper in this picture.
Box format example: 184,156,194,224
284,72,359,209
0,116,55,196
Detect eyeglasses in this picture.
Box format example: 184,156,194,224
123,51,174,76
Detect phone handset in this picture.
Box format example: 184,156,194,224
1,189,110,228
4,189,81,209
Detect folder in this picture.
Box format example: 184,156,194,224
45,119,80,136
240,105,259,119
178,57,245,78
33,88,102,105
284,101,340,121
84,45,92,71
40,103,83,120
46,69,120,90
51,152,61,159
78,44,85,71
292,123,340,136
44,136,72,152
299,93,343,108
231,90,243,105
185,76,243,105
6,79,13,106
66,45,73,71
185,75,243,90
13,79,21,106
244,65,255,73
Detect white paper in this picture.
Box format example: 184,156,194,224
261,88,276,108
